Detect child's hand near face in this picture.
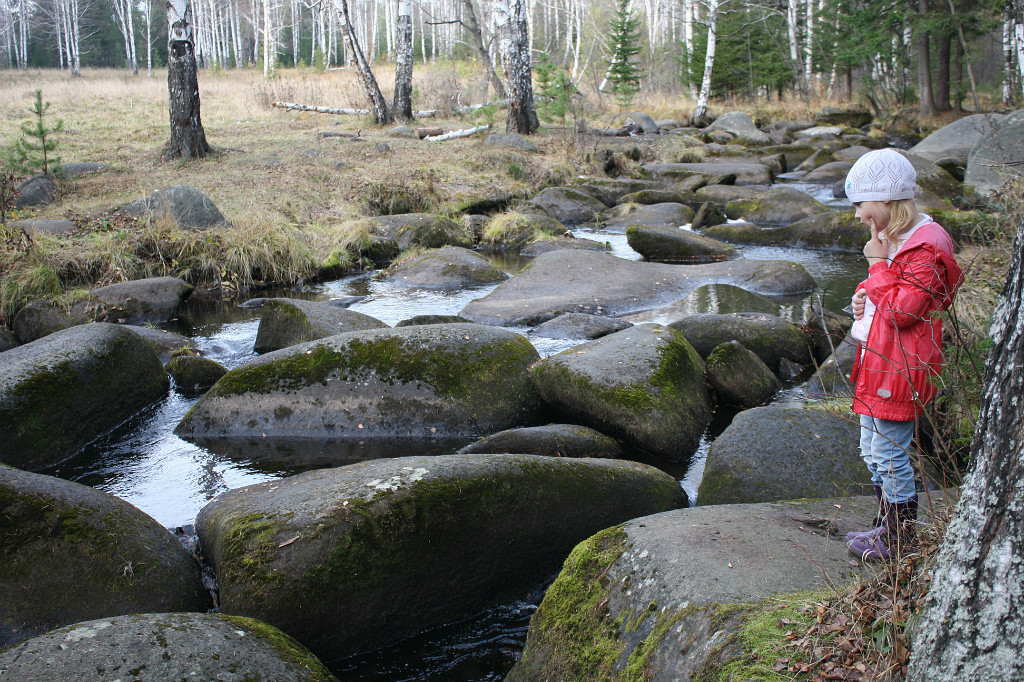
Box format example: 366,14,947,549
863,219,888,265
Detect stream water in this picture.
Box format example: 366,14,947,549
45,213,867,681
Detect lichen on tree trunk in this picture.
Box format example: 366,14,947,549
907,217,1024,680
393,0,413,122
494,0,537,135
163,0,209,161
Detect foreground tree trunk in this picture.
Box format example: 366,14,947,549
494,0,538,134
907,216,1024,680
918,0,937,117
333,0,392,125
393,0,413,121
163,0,210,161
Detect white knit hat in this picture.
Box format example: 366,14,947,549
844,149,917,203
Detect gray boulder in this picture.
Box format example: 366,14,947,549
529,324,711,461
643,162,773,185
698,405,869,504
626,225,736,263
70,276,193,325
383,246,507,290
624,112,659,133
117,185,228,229
508,496,881,681
532,312,632,340
122,325,198,361
524,187,609,225
805,334,858,398
690,200,727,230
0,466,210,648
484,132,538,151
459,424,625,458
15,175,56,209
965,109,1024,200
912,113,1005,162
724,186,830,226
816,106,872,128
600,202,695,232
705,340,781,408
395,314,470,327
0,613,335,681
0,327,16,352
668,312,814,373
480,212,569,249
0,323,169,470
705,111,770,144
794,148,837,171
519,237,609,259
12,299,72,343
388,125,415,137
166,355,228,394
834,145,872,162
703,210,867,251
253,298,387,353
572,178,665,206
617,188,693,205
197,454,684,662
803,160,855,182
900,150,961,198
693,184,761,205
176,323,541,440
11,218,76,236
460,250,817,326
797,125,843,138
620,283,782,326
370,213,472,250
56,161,112,177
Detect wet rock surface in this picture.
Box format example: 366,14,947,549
166,355,228,394
600,202,695,232
253,298,387,353
70,276,194,325
458,424,626,458
626,225,736,263
705,340,781,408
668,312,814,372
532,312,632,340
383,246,508,289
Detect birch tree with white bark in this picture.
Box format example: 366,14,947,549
393,0,413,120
164,0,210,159
494,0,537,133
692,0,718,123
333,0,392,124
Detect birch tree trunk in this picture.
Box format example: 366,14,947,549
494,0,537,134
458,0,504,97
692,0,718,123
70,0,81,75
907,216,1024,681
1015,0,1024,97
787,0,803,94
164,0,210,160
683,0,695,98
333,0,393,124
804,0,814,93
145,0,153,75
393,0,414,120
263,0,273,76
1004,12,1015,104
128,0,138,74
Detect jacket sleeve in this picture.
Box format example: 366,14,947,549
862,246,947,330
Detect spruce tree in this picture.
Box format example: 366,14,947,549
9,90,63,178
606,0,643,107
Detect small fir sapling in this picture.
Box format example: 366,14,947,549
7,90,63,178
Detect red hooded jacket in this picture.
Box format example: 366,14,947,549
849,222,963,421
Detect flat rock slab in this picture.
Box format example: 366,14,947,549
0,323,169,470
724,186,830,226
0,613,336,681
694,184,762,205
0,466,210,649
459,424,625,458
703,210,867,252
11,218,76,236
484,132,538,151
620,283,783,326
177,323,540,440
459,250,817,327
643,162,773,185
508,495,883,681
197,454,684,662
71,276,193,325
57,162,113,176
698,405,869,505
532,312,632,340
253,298,387,353
519,237,609,259
383,246,507,289
117,185,228,230
600,203,695,232
525,187,609,225
626,225,736,263
573,178,665,206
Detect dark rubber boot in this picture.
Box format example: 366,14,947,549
847,496,918,562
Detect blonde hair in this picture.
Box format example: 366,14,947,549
883,199,917,240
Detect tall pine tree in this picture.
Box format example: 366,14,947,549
606,0,643,107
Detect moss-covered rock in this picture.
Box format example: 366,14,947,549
458,424,625,458
620,283,782,326
524,187,610,225
0,466,210,648
11,300,72,344
626,225,736,263
519,237,610,259
532,312,632,340
643,162,773,185
0,613,336,681
617,188,694,205
196,454,684,662
698,406,869,505
508,496,880,681
479,213,569,250
601,202,696,232
176,323,541,440
693,184,761,206
901,150,961,198
724,187,830,227
705,340,781,408
394,314,471,327
166,355,228,394
382,246,508,289
0,326,16,352
70,277,194,325
123,325,198,361
669,312,814,373
0,323,169,470
703,210,868,251
368,213,472,250
691,200,727,230
571,178,665,206
804,334,858,398
529,324,711,462
253,298,387,354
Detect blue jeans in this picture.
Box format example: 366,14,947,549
859,414,917,504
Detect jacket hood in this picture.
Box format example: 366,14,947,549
897,222,963,309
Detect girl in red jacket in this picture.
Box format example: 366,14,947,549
842,149,963,561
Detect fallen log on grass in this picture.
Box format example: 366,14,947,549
425,124,491,141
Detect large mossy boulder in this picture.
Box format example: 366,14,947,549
697,405,869,505
528,325,711,462
70,276,193,325
459,250,817,327
669,312,814,373
176,323,541,440
0,323,169,470
693,184,761,205
253,298,387,354
620,283,782,326
369,213,472,249
600,202,695,232
572,178,664,206
803,160,854,183
0,613,336,681
724,186,830,227
643,162,773,185
459,424,625,458
0,327,16,352
617,188,693,205
508,496,881,681
382,246,508,289
117,185,228,230
0,466,210,648
196,454,684,662
705,340,781,408
525,187,609,224
123,325,197,361
900,151,961,199
626,225,736,263
166,355,228,394
11,300,72,344
702,210,868,251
